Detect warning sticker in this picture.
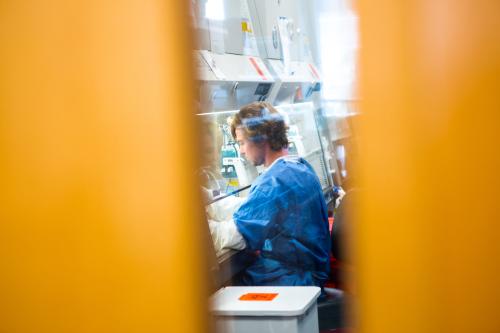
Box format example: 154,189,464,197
239,293,278,301
249,57,268,81
308,63,321,81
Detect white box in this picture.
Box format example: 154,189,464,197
210,286,320,333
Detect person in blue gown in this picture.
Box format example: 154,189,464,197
227,101,330,287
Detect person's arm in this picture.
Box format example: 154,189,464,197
232,184,279,250
208,219,246,254
206,195,245,222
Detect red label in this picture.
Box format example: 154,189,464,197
308,63,320,80
239,293,278,301
249,57,267,80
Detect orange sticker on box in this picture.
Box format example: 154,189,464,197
239,293,278,301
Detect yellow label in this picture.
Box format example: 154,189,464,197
241,21,252,33
228,179,239,187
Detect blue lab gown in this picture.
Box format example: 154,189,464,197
233,157,330,287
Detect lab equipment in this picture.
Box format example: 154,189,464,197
219,123,258,193
209,185,251,205
210,286,321,333
287,124,305,156
220,124,240,191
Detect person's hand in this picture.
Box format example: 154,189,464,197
206,195,245,222
208,219,246,254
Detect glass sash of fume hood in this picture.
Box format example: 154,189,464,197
276,102,331,191
198,109,258,199
197,102,331,200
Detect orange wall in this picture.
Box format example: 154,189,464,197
0,1,207,332
357,0,500,332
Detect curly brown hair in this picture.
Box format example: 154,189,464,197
230,102,288,151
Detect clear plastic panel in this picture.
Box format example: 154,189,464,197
198,110,259,198
198,102,331,198
277,102,331,190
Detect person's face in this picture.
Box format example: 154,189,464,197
235,128,265,166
